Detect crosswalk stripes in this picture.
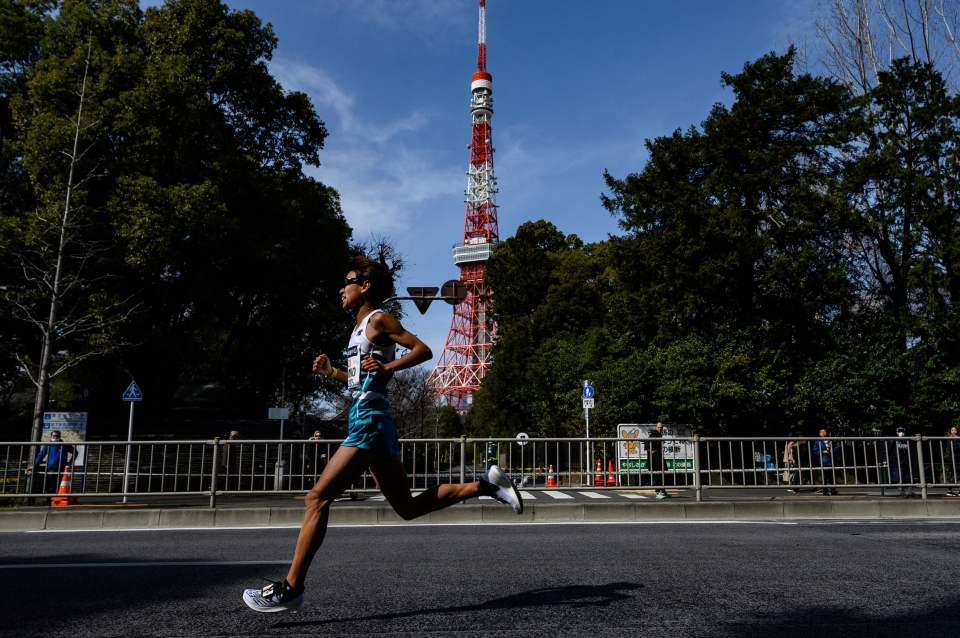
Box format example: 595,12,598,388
479,491,538,501
366,490,653,502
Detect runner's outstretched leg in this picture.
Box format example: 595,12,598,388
370,459,522,519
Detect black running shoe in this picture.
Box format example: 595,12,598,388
242,579,304,613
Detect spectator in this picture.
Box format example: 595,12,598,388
648,421,668,500
945,426,960,497
220,430,244,490
811,427,839,495
886,426,917,497
32,430,75,495
782,436,802,493
306,431,327,484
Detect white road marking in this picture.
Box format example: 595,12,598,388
616,492,649,499
16,520,803,534
579,491,611,499
0,560,289,569
543,490,574,499
478,496,493,500
519,491,536,500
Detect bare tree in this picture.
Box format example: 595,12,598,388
817,0,960,93
389,366,439,438
5,42,136,444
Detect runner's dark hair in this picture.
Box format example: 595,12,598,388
350,254,393,307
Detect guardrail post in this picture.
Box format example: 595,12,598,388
917,434,927,501
693,434,702,502
209,437,220,509
459,436,466,484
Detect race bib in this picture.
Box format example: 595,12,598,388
344,346,361,389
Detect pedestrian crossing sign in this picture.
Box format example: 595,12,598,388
122,380,143,402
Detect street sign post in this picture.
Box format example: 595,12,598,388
515,432,529,447
121,380,143,504
582,380,595,479
268,407,291,490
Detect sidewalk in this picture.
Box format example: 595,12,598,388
4,497,960,531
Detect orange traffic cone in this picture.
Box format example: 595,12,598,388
593,459,604,487
546,464,557,488
606,459,618,486
50,466,75,507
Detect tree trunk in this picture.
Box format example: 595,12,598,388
28,42,91,443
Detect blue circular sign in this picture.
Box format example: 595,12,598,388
582,385,595,399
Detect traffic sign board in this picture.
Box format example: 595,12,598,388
122,381,143,402
440,280,468,305
405,286,439,314
516,432,529,447
582,385,595,399
582,398,595,409
268,407,290,420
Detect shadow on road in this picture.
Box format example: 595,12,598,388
273,580,643,629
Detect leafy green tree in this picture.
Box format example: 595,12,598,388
838,59,960,431
600,50,857,432
1,0,353,436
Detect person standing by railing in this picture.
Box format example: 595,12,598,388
648,421,668,500
30,430,74,496
812,427,839,495
944,426,960,497
782,436,802,493
242,254,523,613
305,431,327,487
885,427,917,497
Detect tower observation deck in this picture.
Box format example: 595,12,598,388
431,0,500,412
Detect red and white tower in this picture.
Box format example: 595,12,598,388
432,0,499,412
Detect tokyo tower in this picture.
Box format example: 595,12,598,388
431,0,500,412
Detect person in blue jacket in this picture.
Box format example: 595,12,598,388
32,430,74,494
811,427,840,495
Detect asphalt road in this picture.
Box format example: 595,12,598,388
3,520,960,637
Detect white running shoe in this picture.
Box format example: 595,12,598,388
242,579,304,613
487,465,524,514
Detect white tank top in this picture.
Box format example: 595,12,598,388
343,309,396,396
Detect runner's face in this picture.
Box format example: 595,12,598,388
340,271,368,311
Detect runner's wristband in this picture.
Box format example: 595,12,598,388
327,366,338,379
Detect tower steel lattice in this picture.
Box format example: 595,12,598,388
431,0,499,412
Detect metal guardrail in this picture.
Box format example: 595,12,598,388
2,436,957,506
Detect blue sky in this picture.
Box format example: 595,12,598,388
148,0,824,359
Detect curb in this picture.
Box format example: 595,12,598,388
2,500,960,531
